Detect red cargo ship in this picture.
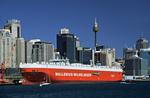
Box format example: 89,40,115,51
19,59,123,84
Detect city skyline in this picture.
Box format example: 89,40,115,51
0,0,150,57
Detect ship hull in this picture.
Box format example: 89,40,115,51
20,68,122,84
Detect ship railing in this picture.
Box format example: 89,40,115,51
20,61,122,70
92,65,122,70
48,59,70,65
71,63,91,67
48,62,69,66
49,59,70,63
69,63,122,70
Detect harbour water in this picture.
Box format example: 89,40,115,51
0,82,150,98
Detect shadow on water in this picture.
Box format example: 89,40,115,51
0,82,150,98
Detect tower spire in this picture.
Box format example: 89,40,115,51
93,17,99,48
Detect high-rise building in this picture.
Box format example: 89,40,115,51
25,39,41,63
32,42,54,63
76,47,92,64
123,48,137,60
4,19,21,38
136,37,149,51
95,48,115,66
0,29,12,68
3,19,22,68
124,54,148,76
139,48,150,74
57,28,76,63
25,41,33,63
16,38,25,67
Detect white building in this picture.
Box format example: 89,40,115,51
25,41,33,63
25,39,41,63
32,42,54,63
95,48,115,66
4,19,21,38
0,19,24,68
0,29,12,68
16,38,25,67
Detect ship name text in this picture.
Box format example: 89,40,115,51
55,72,91,77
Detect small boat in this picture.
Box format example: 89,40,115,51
39,82,51,86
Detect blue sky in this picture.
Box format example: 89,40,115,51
0,0,150,57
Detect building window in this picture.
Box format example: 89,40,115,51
17,26,20,37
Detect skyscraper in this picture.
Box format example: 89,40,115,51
16,38,25,67
139,48,150,74
76,47,92,64
95,48,115,66
136,37,149,51
124,54,148,76
4,19,21,38
57,28,76,63
32,42,54,63
0,29,12,68
25,39,41,63
123,48,137,60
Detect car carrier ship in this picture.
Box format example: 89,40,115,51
19,59,123,84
